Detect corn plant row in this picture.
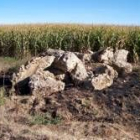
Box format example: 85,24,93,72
0,24,140,62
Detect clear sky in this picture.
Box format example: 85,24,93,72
0,0,140,25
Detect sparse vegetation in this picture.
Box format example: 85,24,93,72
0,56,30,73
0,87,6,106
30,113,62,125
0,24,140,62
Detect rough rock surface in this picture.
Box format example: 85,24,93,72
44,48,64,57
53,52,88,83
71,63,88,84
91,65,118,90
29,70,65,94
93,48,132,74
113,61,132,74
53,52,82,72
93,47,114,64
92,74,113,90
114,49,129,62
12,56,55,84
93,64,118,79
113,49,132,74
74,51,93,63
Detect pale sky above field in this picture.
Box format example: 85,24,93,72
0,0,140,25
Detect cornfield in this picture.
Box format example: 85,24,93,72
0,24,140,62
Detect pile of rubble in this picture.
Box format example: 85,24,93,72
12,47,132,95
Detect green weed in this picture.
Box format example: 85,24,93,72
0,88,6,106
30,113,62,125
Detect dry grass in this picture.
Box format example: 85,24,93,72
0,95,139,140
0,57,31,74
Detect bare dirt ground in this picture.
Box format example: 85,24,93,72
0,59,140,140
